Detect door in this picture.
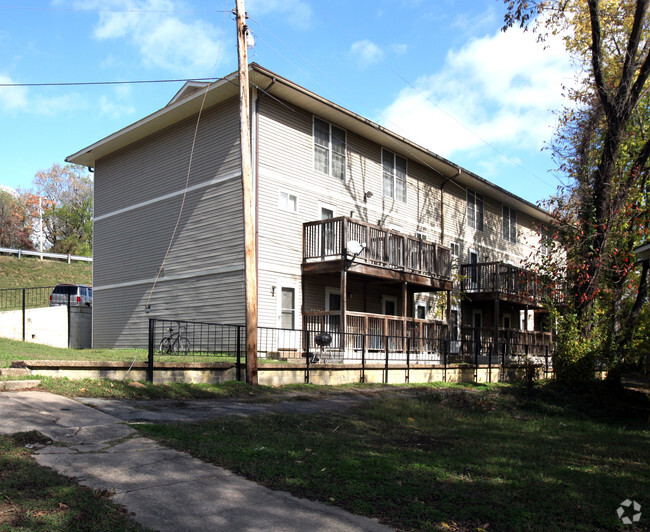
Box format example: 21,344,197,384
277,286,300,351
472,310,482,357
320,205,336,256
450,309,460,354
324,288,341,348
469,251,479,291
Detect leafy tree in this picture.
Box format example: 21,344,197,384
0,190,34,250
23,163,93,256
503,0,650,378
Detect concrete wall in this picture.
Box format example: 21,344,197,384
19,360,555,385
0,306,91,349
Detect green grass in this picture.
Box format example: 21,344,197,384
0,255,92,289
136,382,650,531
0,431,148,531
0,337,147,368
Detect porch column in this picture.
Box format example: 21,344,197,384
446,290,452,346
340,268,347,352
402,281,408,352
494,298,500,356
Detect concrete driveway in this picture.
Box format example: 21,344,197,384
0,391,391,532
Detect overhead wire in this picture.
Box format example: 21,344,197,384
144,0,230,313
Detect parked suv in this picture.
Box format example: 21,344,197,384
49,284,93,307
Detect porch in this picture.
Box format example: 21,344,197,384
460,261,560,306
303,217,452,289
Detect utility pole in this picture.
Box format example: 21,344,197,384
235,0,258,385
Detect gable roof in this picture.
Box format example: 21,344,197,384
66,63,552,223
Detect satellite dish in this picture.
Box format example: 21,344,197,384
347,240,366,256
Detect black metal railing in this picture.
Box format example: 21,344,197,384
0,286,77,345
0,286,55,312
147,318,554,384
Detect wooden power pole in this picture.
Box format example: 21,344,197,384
235,0,258,385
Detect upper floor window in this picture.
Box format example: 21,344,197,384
382,149,407,202
540,227,551,256
467,189,484,231
279,191,298,212
502,205,517,243
314,117,346,181
450,242,460,260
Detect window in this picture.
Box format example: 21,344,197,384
382,149,407,202
314,117,346,180
416,231,427,241
540,227,551,256
415,302,427,320
382,296,398,316
280,287,296,329
467,190,484,231
502,206,517,243
450,242,460,260
279,191,297,212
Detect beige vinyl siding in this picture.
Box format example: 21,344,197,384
94,98,240,218
93,273,244,348
92,97,245,347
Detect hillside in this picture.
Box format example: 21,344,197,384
0,255,92,289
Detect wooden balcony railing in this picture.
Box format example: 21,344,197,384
460,262,562,304
303,310,448,353
303,217,452,280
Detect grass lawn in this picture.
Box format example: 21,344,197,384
0,337,251,368
0,255,92,290
0,337,147,368
0,431,148,531
135,382,650,531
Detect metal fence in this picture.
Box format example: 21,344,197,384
0,286,60,343
147,318,554,384
0,286,55,312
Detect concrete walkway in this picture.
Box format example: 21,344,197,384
0,391,391,531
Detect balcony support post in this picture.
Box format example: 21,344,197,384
494,298,500,368
340,268,347,354
402,282,408,353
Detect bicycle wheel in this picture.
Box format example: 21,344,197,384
159,337,172,354
173,337,191,355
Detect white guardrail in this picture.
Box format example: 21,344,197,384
0,247,92,263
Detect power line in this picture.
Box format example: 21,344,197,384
0,5,230,14
0,78,219,87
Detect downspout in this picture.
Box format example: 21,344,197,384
440,166,461,245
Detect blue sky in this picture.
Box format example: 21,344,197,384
0,0,574,204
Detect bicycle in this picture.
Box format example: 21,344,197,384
159,323,191,355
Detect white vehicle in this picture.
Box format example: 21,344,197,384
49,284,93,307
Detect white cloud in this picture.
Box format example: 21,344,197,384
379,26,574,159
98,95,136,118
0,74,28,111
79,0,229,76
246,0,313,29
391,43,408,55
349,40,384,68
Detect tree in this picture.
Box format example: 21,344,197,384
503,0,650,378
0,190,34,250
23,163,93,256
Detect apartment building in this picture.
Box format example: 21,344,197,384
67,63,553,354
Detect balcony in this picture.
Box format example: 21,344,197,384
303,217,452,289
460,262,561,307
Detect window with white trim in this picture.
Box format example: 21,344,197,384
280,287,296,329
415,302,427,320
382,149,407,202
279,191,298,212
314,117,346,180
467,189,484,231
450,242,460,260
502,205,517,243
